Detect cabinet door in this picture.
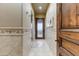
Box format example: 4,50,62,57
62,4,70,28
69,4,76,28
62,3,76,28
77,4,79,28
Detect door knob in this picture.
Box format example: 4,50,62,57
55,40,58,42
55,40,60,42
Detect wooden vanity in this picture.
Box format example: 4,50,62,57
57,3,79,56
59,31,79,56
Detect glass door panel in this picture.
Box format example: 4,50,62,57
37,19,43,38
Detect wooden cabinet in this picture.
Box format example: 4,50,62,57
62,3,78,29
62,4,71,28
57,3,79,56
58,31,79,56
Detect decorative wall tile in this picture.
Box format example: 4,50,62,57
0,27,23,35
0,27,23,56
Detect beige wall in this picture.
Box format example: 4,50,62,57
0,3,22,56
0,35,22,56
0,3,35,56
45,3,57,56
0,3,22,27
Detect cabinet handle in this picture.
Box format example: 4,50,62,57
55,40,59,42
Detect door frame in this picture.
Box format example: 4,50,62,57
57,3,62,56
35,18,45,39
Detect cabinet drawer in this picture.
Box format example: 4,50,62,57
62,39,79,55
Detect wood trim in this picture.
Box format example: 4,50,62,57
61,27,79,29
61,29,79,32
59,34,79,45
57,3,62,56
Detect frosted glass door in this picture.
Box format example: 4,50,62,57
37,19,43,38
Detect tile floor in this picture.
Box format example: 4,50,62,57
29,39,53,56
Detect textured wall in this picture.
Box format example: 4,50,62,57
23,3,34,56
0,3,22,56
0,28,23,56
0,3,22,27
45,3,57,56
0,36,22,56
0,3,35,56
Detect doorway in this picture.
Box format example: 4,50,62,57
35,18,45,39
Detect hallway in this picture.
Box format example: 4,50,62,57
23,3,57,56
29,40,53,56
0,3,57,56
0,3,79,56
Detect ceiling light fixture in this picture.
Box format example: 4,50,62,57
38,6,42,10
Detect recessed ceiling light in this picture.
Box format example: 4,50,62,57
38,6,42,10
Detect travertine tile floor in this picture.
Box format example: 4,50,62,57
29,40,53,56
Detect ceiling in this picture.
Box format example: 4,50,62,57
32,3,49,15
